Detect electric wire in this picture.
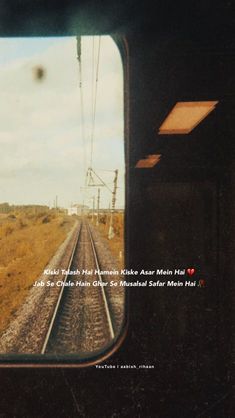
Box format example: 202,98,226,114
76,36,87,188
90,36,101,169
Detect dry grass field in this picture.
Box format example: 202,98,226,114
0,209,76,334
92,212,124,268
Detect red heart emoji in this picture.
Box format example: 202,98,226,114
187,268,195,276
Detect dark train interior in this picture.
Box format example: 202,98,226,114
0,1,234,417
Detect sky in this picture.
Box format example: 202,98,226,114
0,36,124,209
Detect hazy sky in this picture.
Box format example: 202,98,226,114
0,36,124,209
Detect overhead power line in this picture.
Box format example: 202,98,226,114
76,36,87,186
90,36,101,169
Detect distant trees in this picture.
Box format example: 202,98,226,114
0,203,49,214
0,202,10,213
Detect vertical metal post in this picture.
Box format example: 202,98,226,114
96,188,100,226
108,169,118,240
92,196,95,223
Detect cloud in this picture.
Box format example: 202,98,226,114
0,36,124,207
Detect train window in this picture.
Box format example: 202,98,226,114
0,36,125,364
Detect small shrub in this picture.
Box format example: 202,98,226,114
42,215,51,224
7,214,16,220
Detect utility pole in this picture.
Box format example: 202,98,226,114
96,188,100,226
92,196,95,223
108,169,118,240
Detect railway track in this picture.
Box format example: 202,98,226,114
41,219,116,356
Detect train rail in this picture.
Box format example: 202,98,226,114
41,219,116,355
